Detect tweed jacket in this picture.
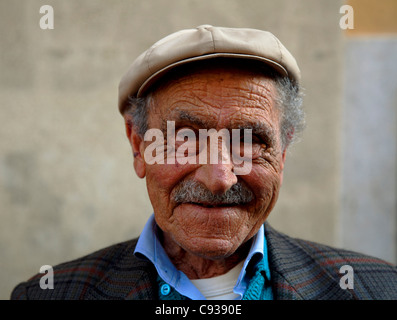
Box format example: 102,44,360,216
11,223,397,300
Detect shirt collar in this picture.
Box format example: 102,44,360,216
134,214,270,300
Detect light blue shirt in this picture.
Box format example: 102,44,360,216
134,214,271,300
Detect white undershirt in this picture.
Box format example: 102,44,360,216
190,261,244,300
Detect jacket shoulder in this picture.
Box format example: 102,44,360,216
265,224,397,300
293,236,397,299
10,238,152,300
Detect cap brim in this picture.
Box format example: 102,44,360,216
136,53,288,97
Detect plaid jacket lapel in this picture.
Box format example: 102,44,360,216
85,239,157,300
265,223,353,300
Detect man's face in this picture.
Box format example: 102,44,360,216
132,66,286,260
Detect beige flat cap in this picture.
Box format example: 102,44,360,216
118,25,300,113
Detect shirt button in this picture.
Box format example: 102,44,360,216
161,284,171,296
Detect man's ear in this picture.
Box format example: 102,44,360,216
279,148,287,185
124,118,146,178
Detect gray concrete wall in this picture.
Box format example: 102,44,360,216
340,38,397,263
1,0,395,300
339,0,397,264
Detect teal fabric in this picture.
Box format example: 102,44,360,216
242,259,273,300
157,257,272,300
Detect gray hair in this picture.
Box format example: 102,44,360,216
273,76,305,148
124,73,304,149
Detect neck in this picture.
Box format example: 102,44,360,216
161,232,251,279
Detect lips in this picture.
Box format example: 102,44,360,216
187,201,240,208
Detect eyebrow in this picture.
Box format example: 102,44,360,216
178,111,211,128
161,110,211,132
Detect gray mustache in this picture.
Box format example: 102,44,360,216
172,180,254,205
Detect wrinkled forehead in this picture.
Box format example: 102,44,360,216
145,59,282,138
145,58,280,99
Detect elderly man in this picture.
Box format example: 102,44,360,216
11,25,397,300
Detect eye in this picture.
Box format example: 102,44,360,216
240,136,262,159
174,127,200,158
231,129,264,161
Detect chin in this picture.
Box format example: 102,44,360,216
180,236,242,260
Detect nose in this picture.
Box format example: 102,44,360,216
194,162,238,195
194,132,238,194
